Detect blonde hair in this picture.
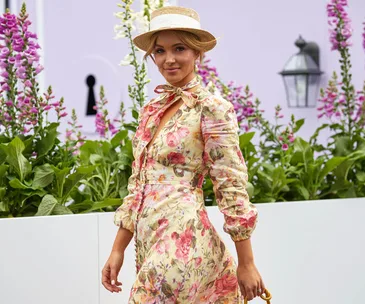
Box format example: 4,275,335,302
143,30,212,63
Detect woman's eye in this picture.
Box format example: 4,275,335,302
154,48,164,54
176,46,185,52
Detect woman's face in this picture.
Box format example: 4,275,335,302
153,31,199,87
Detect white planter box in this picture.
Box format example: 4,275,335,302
1,198,364,304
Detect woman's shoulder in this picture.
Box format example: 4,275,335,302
199,89,234,113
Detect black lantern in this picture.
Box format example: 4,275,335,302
279,35,323,108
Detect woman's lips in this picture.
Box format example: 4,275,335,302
165,68,179,73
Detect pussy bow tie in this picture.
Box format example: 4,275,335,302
151,76,201,110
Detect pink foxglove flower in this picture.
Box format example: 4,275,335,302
327,0,352,51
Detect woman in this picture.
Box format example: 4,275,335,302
102,6,266,303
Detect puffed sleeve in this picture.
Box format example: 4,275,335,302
113,106,145,233
201,96,258,242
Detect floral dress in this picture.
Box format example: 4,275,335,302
114,76,258,303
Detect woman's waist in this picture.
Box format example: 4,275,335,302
139,171,205,188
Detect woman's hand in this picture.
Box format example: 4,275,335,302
237,262,265,301
101,250,124,293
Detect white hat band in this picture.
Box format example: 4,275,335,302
150,14,201,31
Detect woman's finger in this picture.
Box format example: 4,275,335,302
102,266,120,293
245,286,255,301
239,282,246,300
256,279,263,296
260,278,266,294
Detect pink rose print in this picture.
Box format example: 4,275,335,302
239,210,257,228
225,215,237,227
156,218,169,238
141,128,152,141
146,157,155,169
195,257,202,268
214,273,238,296
199,210,211,230
135,126,145,138
177,127,190,138
166,132,180,147
146,104,156,115
188,281,200,301
174,227,193,263
167,152,185,165
129,192,143,211
199,209,212,236
155,236,170,255
166,127,190,147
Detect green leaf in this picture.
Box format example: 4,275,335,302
51,166,71,198
36,123,59,157
9,178,29,189
0,164,9,186
333,136,352,156
0,200,9,212
318,156,346,182
0,144,7,164
90,154,103,165
239,132,255,150
297,186,310,200
293,137,314,166
79,140,99,160
67,199,94,212
293,119,305,133
2,137,32,182
0,187,6,200
356,171,365,182
33,164,54,188
35,194,58,216
111,130,128,148
81,198,122,213
52,204,73,215
20,190,46,208
132,109,139,120
61,165,96,204
121,123,137,132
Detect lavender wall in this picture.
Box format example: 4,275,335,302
7,0,365,141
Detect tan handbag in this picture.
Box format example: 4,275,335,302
244,288,272,304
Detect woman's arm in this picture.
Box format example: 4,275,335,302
200,96,264,301
200,96,258,242
102,226,133,293
235,238,254,266
111,226,133,253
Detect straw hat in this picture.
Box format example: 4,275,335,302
133,6,217,52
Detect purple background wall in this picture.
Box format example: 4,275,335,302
7,0,365,141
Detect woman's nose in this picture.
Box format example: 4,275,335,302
165,52,176,64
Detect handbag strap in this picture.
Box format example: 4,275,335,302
244,288,272,304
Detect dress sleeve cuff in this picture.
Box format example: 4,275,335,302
114,209,134,234
223,209,258,242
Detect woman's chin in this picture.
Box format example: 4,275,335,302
164,74,182,84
